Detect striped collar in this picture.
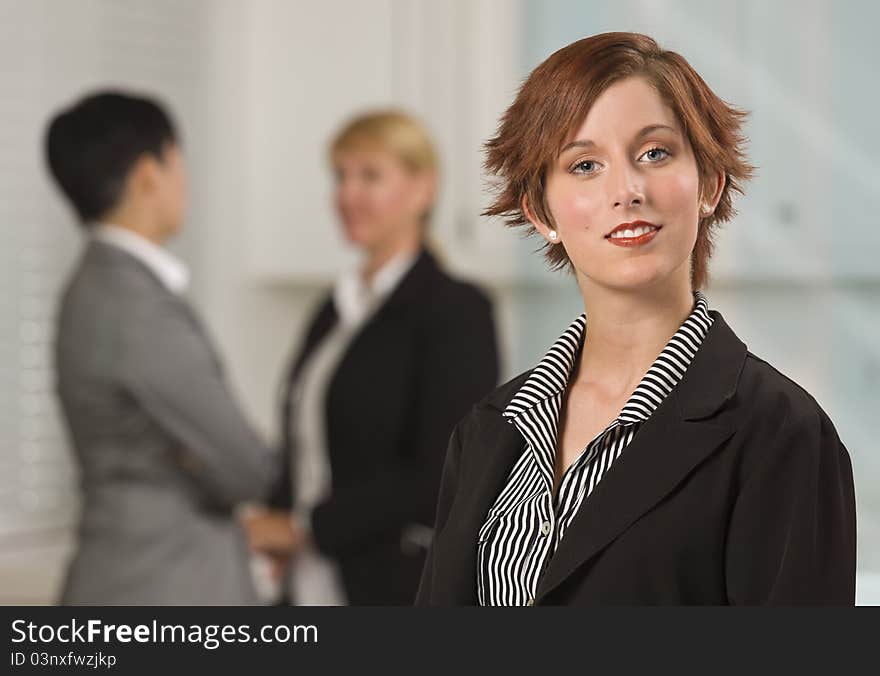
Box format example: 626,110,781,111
503,292,714,427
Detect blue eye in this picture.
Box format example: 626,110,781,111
641,147,670,162
571,159,599,175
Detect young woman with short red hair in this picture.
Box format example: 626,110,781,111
416,32,855,606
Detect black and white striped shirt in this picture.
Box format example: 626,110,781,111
477,293,714,606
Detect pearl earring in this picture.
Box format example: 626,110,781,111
700,204,712,216
549,230,558,241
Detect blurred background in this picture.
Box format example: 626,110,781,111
1,0,877,604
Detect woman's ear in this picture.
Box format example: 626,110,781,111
410,170,436,218
123,152,162,205
700,170,726,215
421,170,438,211
522,195,559,245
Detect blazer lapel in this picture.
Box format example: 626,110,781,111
432,386,530,604
534,311,748,603
534,395,735,601
368,248,436,320
325,248,435,377
275,298,338,508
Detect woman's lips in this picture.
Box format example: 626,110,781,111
605,224,661,247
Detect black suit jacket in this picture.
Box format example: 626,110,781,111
416,311,856,605
270,249,499,605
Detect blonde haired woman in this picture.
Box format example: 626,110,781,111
244,110,499,605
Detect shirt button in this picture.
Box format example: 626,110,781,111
540,520,551,536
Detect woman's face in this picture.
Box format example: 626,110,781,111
332,147,432,253
541,76,715,293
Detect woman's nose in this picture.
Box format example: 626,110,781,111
609,164,645,210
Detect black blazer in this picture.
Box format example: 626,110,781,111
416,311,856,605
270,249,499,605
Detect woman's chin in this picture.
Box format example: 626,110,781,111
584,260,683,294
341,227,372,248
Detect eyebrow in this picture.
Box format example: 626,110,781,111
560,124,678,153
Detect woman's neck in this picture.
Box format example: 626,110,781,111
100,206,169,246
573,272,696,395
361,231,422,285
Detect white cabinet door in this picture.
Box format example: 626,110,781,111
242,0,395,282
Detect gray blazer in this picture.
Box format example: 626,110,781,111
55,240,276,605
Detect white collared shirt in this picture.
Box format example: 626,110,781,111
289,250,418,605
332,251,418,328
92,223,190,294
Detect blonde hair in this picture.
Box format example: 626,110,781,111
330,109,438,175
329,109,441,239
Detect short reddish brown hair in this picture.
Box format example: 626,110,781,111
484,32,754,289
